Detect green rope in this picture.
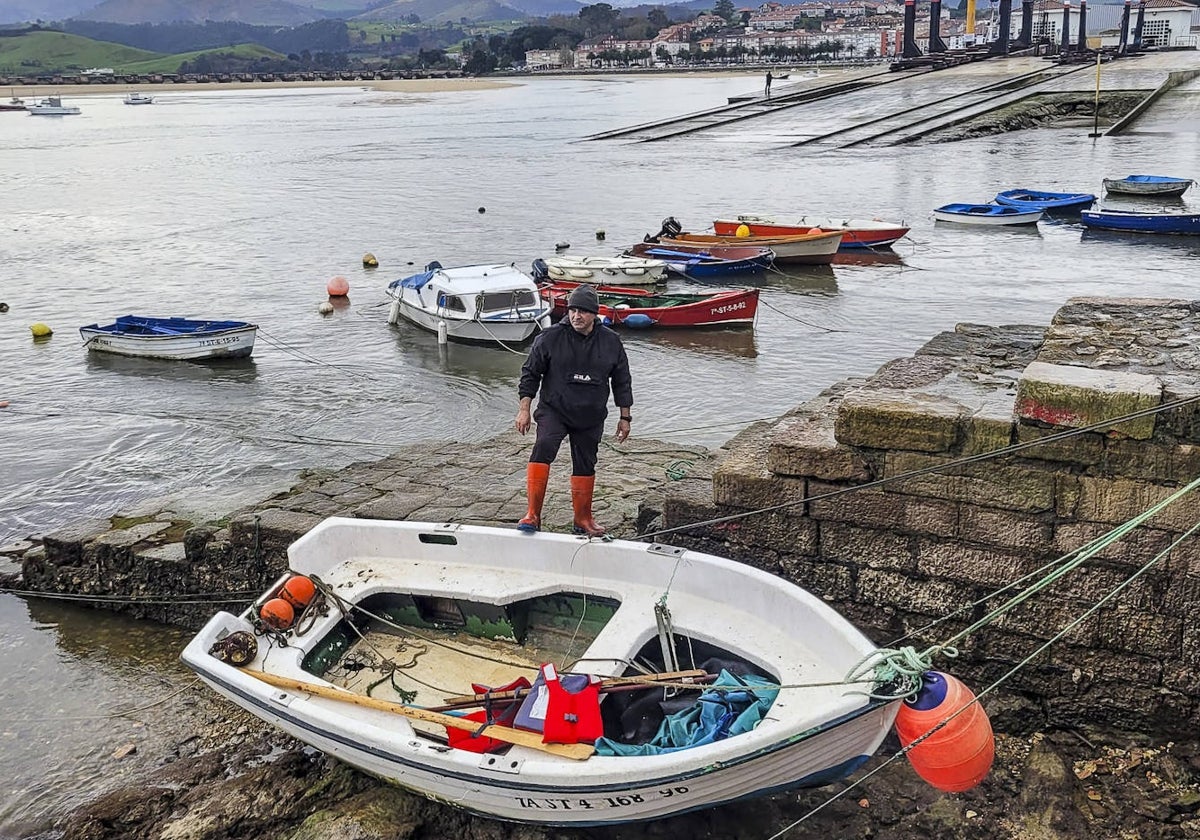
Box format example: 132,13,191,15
665,458,694,480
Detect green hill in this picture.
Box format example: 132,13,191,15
0,30,285,74
0,30,160,73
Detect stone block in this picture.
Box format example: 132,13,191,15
809,482,958,538
961,396,1015,456
1072,476,1200,533
41,518,111,566
1014,424,1104,466
1014,361,1161,440
990,597,1098,646
352,491,441,521
1101,439,1200,484
712,431,806,511
776,554,855,601
855,568,977,616
767,413,870,481
819,522,915,572
230,509,323,555
1093,605,1182,657
834,390,964,453
883,452,1058,513
1053,522,1179,573
915,537,1038,589
721,511,818,556
958,504,1054,551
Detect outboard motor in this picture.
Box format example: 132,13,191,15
425,260,443,272
530,258,549,281
659,216,683,238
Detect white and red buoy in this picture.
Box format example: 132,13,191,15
894,671,994,793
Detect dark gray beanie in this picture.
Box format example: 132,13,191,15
566,284,600,314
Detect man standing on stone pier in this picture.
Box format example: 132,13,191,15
514,284,633,537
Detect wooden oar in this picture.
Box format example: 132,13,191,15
247,671,595,761
438,669,709,707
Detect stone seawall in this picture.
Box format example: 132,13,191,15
662,297,1200,737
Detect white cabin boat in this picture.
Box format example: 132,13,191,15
123,92,154,105
182,519,900,826
27,96,81,116
386,262,551,345
532,255,667,286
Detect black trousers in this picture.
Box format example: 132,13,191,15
530,407,604,476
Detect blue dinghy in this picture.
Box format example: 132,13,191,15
932,203,1043,226
994,190,1096,213
1102,175,1193,198
625,242,774,277
1080,210,1200,235
79,315,258,360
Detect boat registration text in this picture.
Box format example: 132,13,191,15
517,787,689,811
709,301,747,316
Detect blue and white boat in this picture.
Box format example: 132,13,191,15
79,315,257,360
386,262,551,345
932,204,1043,226
625,242,774,277
994,190,1096,213
1080,209,1200,235
1102,175,1193,198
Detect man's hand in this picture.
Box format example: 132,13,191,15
515,406,532,435
615,418,630,443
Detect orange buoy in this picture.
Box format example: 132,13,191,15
279,575,315,610
894,671,994,793
807,227,824,235
327,276,350,297
260,597,295,630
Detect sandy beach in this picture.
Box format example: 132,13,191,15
8,77,519,98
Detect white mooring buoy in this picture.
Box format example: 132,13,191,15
437,320,448,345
387,301,401,325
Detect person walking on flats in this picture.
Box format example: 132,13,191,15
515,284,633,537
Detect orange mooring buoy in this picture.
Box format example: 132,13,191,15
260,597,295,630
279,575,315,610
894,671,994,792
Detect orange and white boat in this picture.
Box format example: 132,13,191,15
713,215,909,251
656,230,842,266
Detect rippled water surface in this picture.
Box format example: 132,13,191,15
2,69,1199,835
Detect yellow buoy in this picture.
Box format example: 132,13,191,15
30,322,52,338
362,253,378,268
735,224,751,238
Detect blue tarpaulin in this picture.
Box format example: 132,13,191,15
595,670,778,757
390,270,436,292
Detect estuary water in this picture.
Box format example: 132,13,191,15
2,66,1199,836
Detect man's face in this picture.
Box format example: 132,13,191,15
568,307,597,334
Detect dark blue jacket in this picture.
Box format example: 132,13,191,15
519,322,633,428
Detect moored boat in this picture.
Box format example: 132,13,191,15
78,315,257,360
932,204,1042,226
530,254,667,286
181,518,901,825
624,242,773,278
1080,209,1200,235
540,281,759,328
658,230,842,266
123,91,155,105
993,189,1096,213
1,93,26,112
712,215,909,250
27,96,81,116
1102,175,1193,198
386,262,551,345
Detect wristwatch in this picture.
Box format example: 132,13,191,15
619,415,632,423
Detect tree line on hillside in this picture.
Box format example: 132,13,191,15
61,19,352,54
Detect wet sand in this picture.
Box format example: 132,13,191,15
8,78,518,98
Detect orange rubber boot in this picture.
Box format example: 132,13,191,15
517,462,550,533
571,474,605,537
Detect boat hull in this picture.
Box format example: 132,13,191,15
625,243,772,277
993,190,1095,212
396,299,549,343
932,205,1042,226
663,232,842,265
1103,176,1193,198
537,256,666,286
542,283,759,327
712,217,909,250
79,319,256,360
182,519,899,826
1080,210,1200,235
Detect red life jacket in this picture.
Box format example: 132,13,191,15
539,664,603,745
